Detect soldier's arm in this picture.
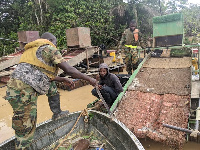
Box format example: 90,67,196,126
46,46,97,86
57,62,96,86
51,76,75,88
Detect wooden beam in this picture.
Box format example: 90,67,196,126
0,55,21,71
58,46,99,75
0,70,13,77
0,46,99,76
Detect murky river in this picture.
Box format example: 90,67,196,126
0,83,200,149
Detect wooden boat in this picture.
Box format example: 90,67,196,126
0,110,144,150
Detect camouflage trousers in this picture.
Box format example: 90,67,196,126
124,48,139,75
5,80,58,150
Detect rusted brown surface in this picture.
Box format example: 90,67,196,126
129,67,191,95
115,91,190,148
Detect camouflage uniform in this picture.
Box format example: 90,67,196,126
119,28,143,74
5,44,64,150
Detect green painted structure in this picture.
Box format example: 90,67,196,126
153,13,184,37
153,13,184,46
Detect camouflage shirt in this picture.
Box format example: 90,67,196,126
9,45,65,95
119,28,146,50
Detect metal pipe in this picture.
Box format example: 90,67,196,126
137,44,200,51
163,123,200,136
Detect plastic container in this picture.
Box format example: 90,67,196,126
107,50,116,62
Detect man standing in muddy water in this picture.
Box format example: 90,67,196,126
5,32,97,150
119,20,145,75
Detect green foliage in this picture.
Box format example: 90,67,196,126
0,32,19,56
153,13,182,23
0,0,159,55
170,47,192,57
181,4,200,37
1,0,200,56
165,0,187,14
82,135,91,139
89,113,94,120
47,0,122,48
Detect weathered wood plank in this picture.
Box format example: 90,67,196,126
58,46,99,75
191,81,200,98
0,46,98,76
0,55,21,71
0,70,13,77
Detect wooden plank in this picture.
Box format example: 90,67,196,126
0,55,21,71
191,81,200,98
0,46,98,76
58,46,99,75
0,70,13,77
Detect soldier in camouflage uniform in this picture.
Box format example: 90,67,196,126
5,32,97,150
119,20,145,75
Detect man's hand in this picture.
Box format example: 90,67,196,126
98,85,103,90
58,62,98,86
88,78,98,87
96,74,100,81
62,77,75,89
51,76,75,88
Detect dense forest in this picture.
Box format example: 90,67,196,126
0,0,200,56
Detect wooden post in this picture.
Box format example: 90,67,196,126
86,48,89,72
66,27,91,48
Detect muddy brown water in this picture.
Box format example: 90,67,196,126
0,82,200,149
0,83,96,143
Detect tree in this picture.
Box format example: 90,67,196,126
0,0,199,56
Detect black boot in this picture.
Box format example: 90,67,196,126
48,94,69,120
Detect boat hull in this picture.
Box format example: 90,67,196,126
0,110,144,150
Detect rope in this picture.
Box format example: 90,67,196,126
190,129,200,138
24,109,89,150
54,109,89,150
95,85,112,116
99,143,105,149
25,106,111,149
